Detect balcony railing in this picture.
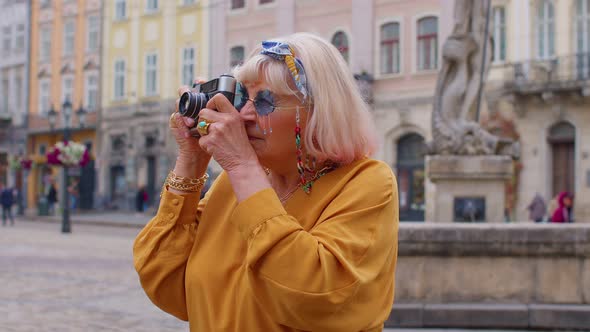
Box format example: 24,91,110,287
491,53,590,94
27,111,98,134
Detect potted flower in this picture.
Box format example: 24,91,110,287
20,158,33,171
46,141,90,168
8,156,33,171
8,156,21,170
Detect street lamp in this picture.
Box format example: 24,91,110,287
47,106,57,130
76,106,86,128
47,98,78,233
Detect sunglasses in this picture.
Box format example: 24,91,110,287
234,83,300,116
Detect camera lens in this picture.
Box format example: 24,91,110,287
179,91,208,119
183,98,190,112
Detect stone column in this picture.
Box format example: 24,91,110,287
426,155,514,223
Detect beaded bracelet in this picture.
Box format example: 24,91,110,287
161,170,209,196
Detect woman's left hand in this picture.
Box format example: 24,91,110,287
197,93,260,172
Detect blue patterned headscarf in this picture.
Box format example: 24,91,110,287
260,41,309,101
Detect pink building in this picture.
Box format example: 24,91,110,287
209,0,452,221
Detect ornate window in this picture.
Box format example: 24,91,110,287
331,31,349,63
182,47,195,86
39,79,50,115
536,0,555,59
146,0,158,12
87,16,99,52
576,0,590,78
380,22,400,74
63,20,75,56
115,0,126,20
40,26,51,61
576,0,590,52
61,76,73,103
396,133,426,221
492,7,506,62
417,16,438,70
145,53,158,96
231,0,245,10
114,60,126,100
230,46,245,68
85,74,98,111
15,24,25,51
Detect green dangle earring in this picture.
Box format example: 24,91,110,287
295,106,308,192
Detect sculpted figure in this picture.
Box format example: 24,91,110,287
427,0,519,157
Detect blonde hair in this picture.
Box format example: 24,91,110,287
233,33,378,165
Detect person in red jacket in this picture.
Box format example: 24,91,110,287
551,191,574,223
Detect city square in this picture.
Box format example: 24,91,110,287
0,220,187,332
1,0,589,330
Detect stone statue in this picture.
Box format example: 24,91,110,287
427,0,519,158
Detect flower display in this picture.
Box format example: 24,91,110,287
46,141,90,167
8,156,33,171
8,156,20,170
20,158,33,171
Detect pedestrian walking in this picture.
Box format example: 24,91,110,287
527,193,547,223
68,178,79,210
551,191,574,223
46,181,58,215
134,34,398,331
136,186,147,213
1,182,15,226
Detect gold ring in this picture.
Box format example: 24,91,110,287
196,119,211,136
169,112,178,128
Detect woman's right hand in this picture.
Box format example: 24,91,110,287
170,82,211,178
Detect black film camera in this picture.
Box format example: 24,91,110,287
178,74,237,120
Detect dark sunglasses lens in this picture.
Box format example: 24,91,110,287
254,99,275,116
234,83,248,111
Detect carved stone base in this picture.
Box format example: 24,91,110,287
426,155,514,223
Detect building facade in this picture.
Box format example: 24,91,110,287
485,0,590,222
0,0,30,207
27,0,102,212
209,0,451,221
99,0,209,210
208,0,590,222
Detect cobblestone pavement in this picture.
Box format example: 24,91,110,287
0,219,188,332
2,219,559,332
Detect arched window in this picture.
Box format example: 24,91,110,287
396,133,426,221
536,0,555,59
380,22,400,74
331,31,349,63
417,16,438,70
548,122,576,196
230,46,245,68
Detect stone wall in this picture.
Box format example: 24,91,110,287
387,223,590,330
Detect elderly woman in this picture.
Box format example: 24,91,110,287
133,33,399,332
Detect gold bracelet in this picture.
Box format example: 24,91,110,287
162,170,209,194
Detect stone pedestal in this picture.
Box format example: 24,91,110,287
426,155,513,223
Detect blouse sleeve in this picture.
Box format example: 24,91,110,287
230,164,399,331
132,186,210,321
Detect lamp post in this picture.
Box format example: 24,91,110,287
47,99,76,233
76,106,87,128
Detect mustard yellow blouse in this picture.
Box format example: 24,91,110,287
133,158,399,332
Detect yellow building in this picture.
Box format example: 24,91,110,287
27,0,103,213
99,0,209,210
